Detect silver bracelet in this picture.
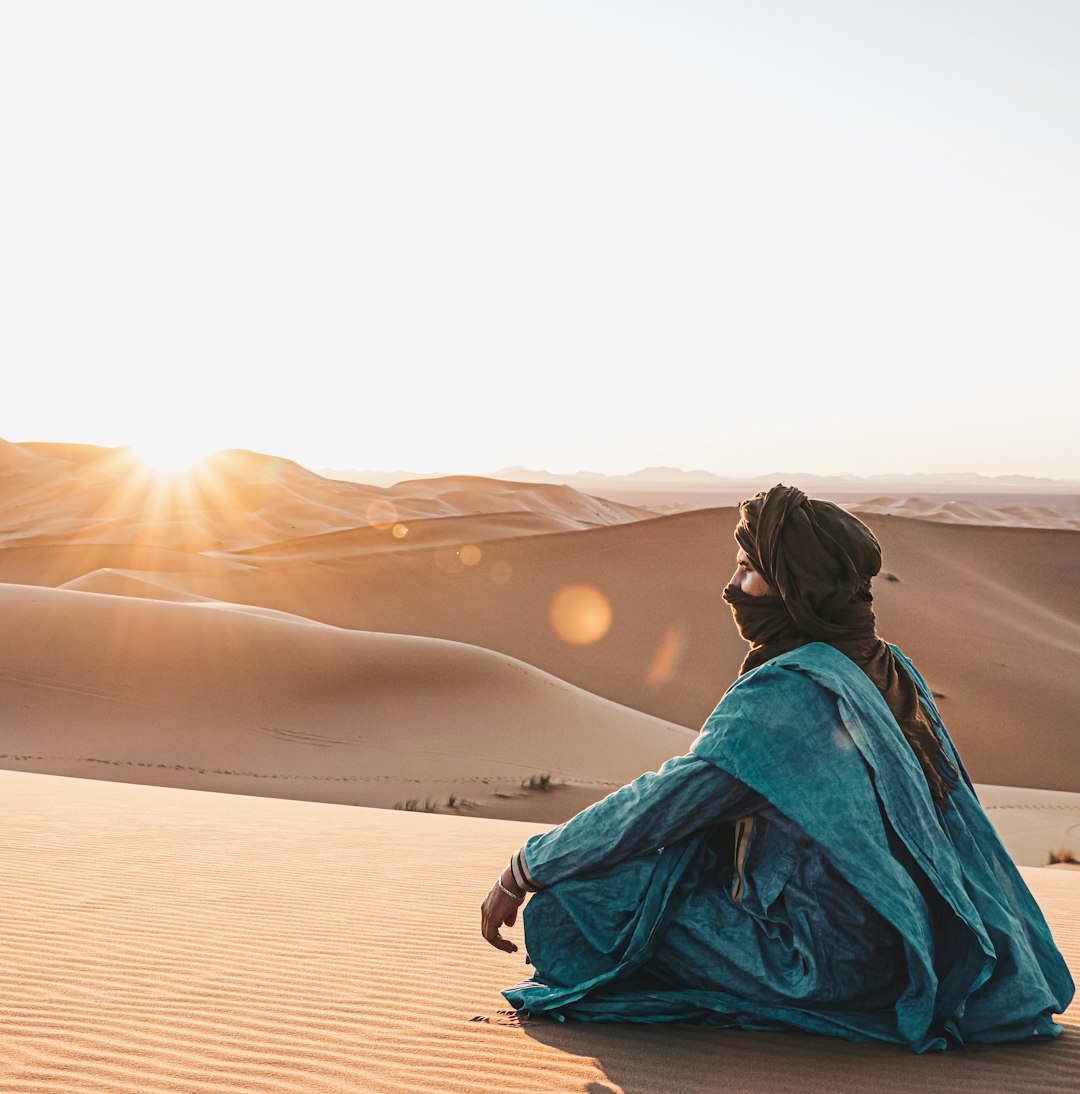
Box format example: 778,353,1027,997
497,876,524,902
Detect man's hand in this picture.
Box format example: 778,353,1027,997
481,870,525,952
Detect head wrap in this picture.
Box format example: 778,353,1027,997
723,484,956,809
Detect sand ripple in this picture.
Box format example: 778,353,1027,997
0,770,1075,1093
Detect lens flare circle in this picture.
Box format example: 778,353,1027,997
646,625,683,685
489,560,513,586
548,584,612,645
366,500,399,529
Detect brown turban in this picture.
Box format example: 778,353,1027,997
723,484,956,809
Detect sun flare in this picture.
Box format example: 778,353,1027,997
130,439,212,478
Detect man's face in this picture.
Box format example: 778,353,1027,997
729,549,775,597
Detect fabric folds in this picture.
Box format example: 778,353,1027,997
503,644,1074,1051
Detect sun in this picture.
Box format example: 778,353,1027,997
129,438,212,478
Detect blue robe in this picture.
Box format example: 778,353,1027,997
503,643,1074,1051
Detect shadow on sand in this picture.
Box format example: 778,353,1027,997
516,1014,1075,1094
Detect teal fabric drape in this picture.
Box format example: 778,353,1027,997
503,644,1074,1051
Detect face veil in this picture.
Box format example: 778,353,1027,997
727,484,957,809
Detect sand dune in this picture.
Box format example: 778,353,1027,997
73,507,1071,794
386,473,655,524
60,567,215,602
1,442,1078,796
2,443,1078,1089
975,785,1080,867
0,580,1075,865
0,443,655,557
0,582,691,815
0,769,1074,1094
853,495,1080,531
476,470,1080,524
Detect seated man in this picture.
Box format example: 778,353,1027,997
480,485,1074,1051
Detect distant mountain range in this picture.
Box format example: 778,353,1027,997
8,439,1072,494
319,465,1080,494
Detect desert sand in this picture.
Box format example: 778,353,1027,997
2,439,1080,800
0,768,1075,1094
0,580,1076,863
0,580,691,819
0,440,1078,1089
851,495,1080,531
1,440,1079,825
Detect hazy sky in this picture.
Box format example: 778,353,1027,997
3,1,1077,477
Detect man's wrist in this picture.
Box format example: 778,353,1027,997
500,867,526,900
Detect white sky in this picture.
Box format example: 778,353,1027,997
2,0,1077,478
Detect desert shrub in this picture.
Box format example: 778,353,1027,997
1048,848,1079,865
395,798,438,812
